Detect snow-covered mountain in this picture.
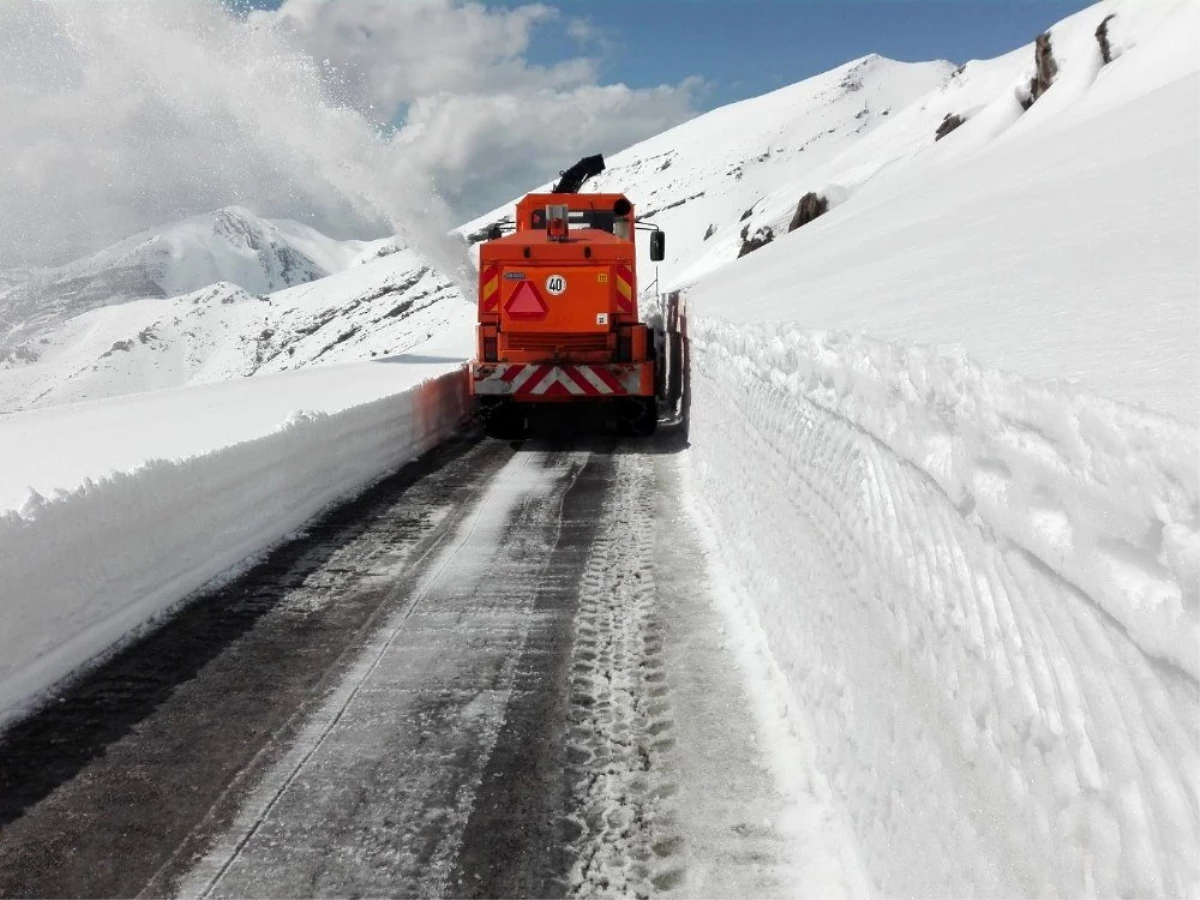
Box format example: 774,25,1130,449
0,207,471,412
462,1,1196,425
0,246,471,412
461,54,955,276
0,206,395,347
671,0,1199,424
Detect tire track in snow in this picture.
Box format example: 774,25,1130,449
176,446,587,899
565,453,684,898
445,441,615,898
184,451,548,898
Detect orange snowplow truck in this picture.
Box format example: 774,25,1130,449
470,155,666,438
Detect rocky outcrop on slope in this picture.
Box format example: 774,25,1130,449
935,113,966,141
788,192,829,232
1023,33,1059,108
738,226,775,258
1096,14,1117,65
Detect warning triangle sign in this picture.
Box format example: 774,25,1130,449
504,281,549,319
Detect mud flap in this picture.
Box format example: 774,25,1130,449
657,291,688,424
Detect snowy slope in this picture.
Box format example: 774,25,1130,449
673,2,1199,897
461,54,955,275
684,9,1199,424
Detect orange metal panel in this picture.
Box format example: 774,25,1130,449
479,264,500,313
498,265,616,334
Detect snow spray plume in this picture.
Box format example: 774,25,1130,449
0,0,473,295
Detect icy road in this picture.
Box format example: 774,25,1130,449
0,426,867,900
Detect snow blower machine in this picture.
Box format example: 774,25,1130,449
470,154,684,439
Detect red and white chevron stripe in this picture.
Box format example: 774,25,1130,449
474,363,640,398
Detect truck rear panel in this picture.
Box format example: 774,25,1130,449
470,179,662,435
472,361,653,401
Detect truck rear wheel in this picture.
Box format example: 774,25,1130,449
620,397,657,437
478,399,528,440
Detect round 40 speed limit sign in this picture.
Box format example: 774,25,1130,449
544,274,567,295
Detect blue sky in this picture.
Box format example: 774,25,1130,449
481,0,1095,108
236,1,1096,111
225,0,1102,219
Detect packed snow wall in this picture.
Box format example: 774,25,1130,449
687,320,1198,898
0,369,469,727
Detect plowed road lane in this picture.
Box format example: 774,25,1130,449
0,428,851,899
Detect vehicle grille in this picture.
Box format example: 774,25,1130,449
505,332,610,354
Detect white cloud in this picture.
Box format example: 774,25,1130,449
254,0,597,115
395,80,705,216
0,0,700,270
255,0,702,219
566,16,601,46
0,0,459,271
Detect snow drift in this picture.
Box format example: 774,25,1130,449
699,323,1198,677
0,364,469,727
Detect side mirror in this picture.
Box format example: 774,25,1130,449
649,230,666,262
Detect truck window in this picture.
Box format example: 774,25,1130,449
528,208,626,233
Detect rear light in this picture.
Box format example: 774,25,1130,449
483,337,498,361
547,203,569,242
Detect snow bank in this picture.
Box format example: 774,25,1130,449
670,6,1200,890
0,357,470,510
704,321,1199,677
0,367,468,727
687,320,1199,897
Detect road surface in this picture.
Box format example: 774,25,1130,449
0,424,824,899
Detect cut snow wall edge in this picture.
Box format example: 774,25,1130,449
0,368,470,728
692,318,1200,681
687,320,1199,895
